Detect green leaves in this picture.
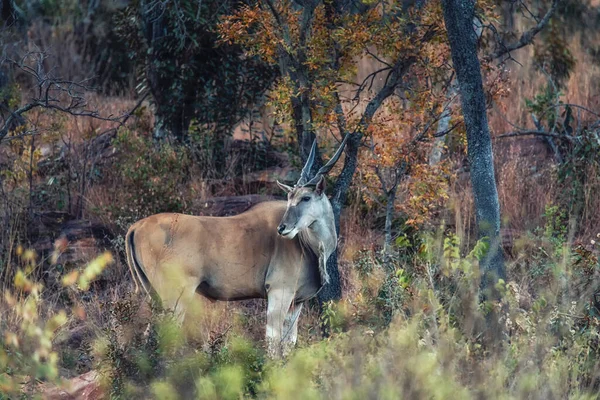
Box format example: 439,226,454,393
1,249,116,396
441,233,488,277
468,237,490,262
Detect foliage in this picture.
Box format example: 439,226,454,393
219,0,495,238
359,99,454,225
2,206,600,399
2,1,600,398
11,0,135,93
82,228,600,399
95,300,267,399
402,163,453,228
94,297,163,399
218,0,458,132
525,84,560,128
115,0,274,142
104,120,279,234
106,128,192,224
526,88,600,220
555,128,600,218
0,250,112,398
0,132,42,189
533,22,576,87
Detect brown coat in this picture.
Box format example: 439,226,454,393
126,201,322,316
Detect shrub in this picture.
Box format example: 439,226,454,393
0,250,112,398
106,128,192,226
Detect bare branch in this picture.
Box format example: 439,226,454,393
0,51,138,144
411,94,459,143
518,0,542,23
552,103,600,119
351,67,392,102
495,130,575,141
330,55,416,219
355,56,416,133
485,0,558,62
366,48,393,69
1,129,42,142
263,0,292,48
431,121,462,138
332,90,348,137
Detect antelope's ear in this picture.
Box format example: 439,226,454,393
277,180,293,193
315,175,325,195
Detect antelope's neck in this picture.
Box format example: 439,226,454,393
300,210,337,257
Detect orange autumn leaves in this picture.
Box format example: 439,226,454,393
218,0,504,228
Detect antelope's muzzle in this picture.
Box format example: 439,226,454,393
277,224,287,235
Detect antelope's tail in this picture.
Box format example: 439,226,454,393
125,227,152,297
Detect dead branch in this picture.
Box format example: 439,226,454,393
0,50,131,144
485,0,558,62
431,121,462,138
495,130,575,141
0,129,44,142
366,48,393,69
355,56,416,133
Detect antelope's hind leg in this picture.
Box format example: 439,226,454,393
266,288,296,358
157,281,198,326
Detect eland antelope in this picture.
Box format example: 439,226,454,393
125,136,347,356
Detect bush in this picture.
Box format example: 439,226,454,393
3,224,600,399
0,250,112,398
106,128,193,226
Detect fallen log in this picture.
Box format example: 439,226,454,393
191,194,283,217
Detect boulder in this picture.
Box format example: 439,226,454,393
37,370,103,400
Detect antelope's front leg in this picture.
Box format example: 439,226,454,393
282,302,303,357
266,288,295,358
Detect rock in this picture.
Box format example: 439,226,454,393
191,194,283,217
54,325,95,349
236,166,299,193
30,213,114,288
37,370,103,400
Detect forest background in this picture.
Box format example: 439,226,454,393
2,0,600,398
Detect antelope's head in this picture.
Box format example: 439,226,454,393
276,136,348,239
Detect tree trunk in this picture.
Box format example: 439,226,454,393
278,48,323,176
318,132,363,305
290,89,322,174
442,0,506,295
383,186,397,265
140,0,193,142
430,18,481,167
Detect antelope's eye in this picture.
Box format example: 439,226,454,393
302,196,311,202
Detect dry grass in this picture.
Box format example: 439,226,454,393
484,28,600,239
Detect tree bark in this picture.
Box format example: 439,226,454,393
442,0,506,295
429,18,481,167
280,1,417,307
275,1,323,176
383,185,397,260
288,68,321,173
140,0,195,142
